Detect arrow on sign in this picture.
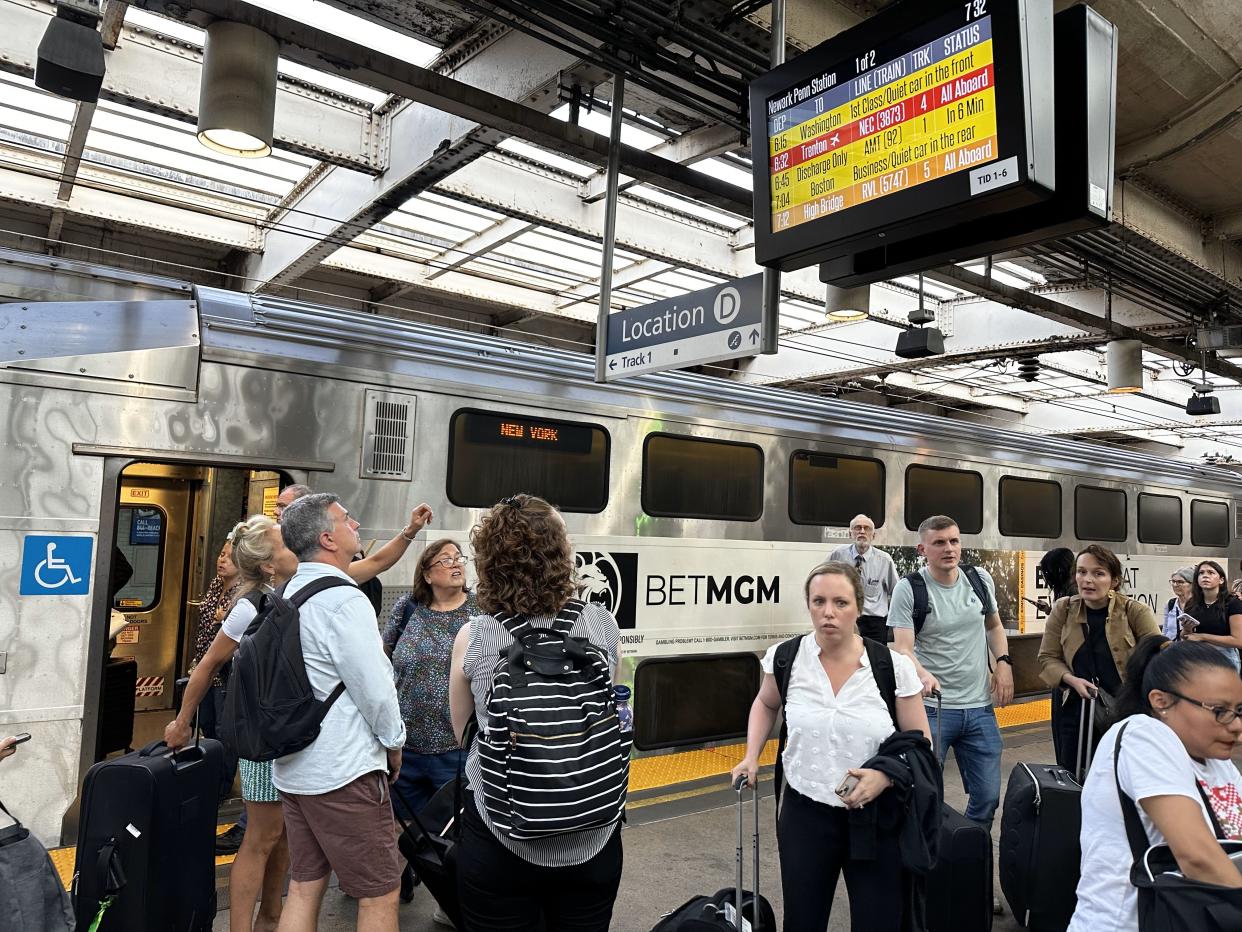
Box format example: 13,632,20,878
609,359,616,371
749,329,760,346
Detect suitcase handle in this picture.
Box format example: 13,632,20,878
137,739,202,763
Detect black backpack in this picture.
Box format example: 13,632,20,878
476,599,631,840
905,564,993,634
770,634,897,812
221,576,357,762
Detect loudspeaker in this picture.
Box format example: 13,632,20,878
35,15,105,103
895,327,945,359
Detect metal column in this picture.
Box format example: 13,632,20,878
594,74,626,382
760,0,786,355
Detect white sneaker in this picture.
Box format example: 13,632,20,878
432,906,455,928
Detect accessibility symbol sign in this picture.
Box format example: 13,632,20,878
20,535,93,595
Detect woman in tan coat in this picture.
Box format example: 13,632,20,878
1038,544,1160,769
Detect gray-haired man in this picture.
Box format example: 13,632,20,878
828,513,899,643
274,493,407,932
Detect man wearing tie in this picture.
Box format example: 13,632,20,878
828,513,899,643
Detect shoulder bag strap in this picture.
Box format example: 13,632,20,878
863,638,899,729
961,564,994,616
1113,722,1158,861
906,572,930,634
0,795,18,826
288,575,357,607
771,635,802,818
551,598,586,635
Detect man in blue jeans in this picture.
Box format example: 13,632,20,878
889,514,1014,915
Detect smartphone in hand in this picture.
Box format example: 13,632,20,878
1177,613,1198,640
835,773,860,799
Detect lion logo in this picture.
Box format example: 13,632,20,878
575,551,625,617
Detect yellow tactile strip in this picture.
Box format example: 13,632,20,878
995,697,1052,729
49,824,238,890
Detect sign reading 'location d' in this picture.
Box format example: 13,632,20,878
603,274,764,381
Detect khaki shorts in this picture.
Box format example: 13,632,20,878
281,771,401,899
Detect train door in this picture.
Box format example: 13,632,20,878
106,463,287,751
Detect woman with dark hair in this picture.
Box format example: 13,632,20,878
382,537,478,912
1038,545,1160,769
448,494,624,932
1184,560,1242,670
731,561,933,932
1067,636,1242,931
1039,547,1077,601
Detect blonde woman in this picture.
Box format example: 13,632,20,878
165,516,298,932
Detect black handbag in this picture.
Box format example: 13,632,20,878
0,796,74,932
1114,722,1242,931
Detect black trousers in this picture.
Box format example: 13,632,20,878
777,786,904,932
456,802,623,932
857,614,890,644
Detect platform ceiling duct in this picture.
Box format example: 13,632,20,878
1106,339,1143,394
197,20,278,158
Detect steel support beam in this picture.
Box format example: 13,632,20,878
579,122,743,202
126,0,753,290
430,152,823,301
557,256,669,311
929,265,1242,382
0,0,385,173
1117,73,1242,173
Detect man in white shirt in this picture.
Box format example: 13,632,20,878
273,493,407,932
828,514,899,644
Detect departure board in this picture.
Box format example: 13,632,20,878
750,0,1055,272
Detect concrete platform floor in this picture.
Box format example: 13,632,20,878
215,723,1078,932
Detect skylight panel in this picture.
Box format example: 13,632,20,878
416,191,505,224
242,1,439,67
515,230,604,266
491,241,599,279
691,157,753,191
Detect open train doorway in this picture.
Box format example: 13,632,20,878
101,463,292,755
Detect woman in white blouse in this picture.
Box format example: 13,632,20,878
731,561,930,932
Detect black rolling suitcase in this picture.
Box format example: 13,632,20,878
651,777,776,931
998,691,1096,931
393,775,468,929
926,691,993,932
73,737,223,931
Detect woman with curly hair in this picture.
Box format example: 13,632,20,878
448,494,623,932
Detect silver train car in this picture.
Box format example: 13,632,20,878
2,280,1239,843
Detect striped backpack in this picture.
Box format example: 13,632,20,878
477,599,631,840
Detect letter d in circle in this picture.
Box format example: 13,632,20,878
714,286,742,325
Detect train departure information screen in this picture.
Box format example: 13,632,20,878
766,8,998,235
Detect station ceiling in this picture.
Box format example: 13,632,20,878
1,0,1241,463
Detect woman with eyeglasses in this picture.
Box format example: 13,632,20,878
1162,566,1195,640
1183,560,1242,670
382,537,478,912
1067,635,1242,932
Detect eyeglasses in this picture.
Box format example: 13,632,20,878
1169,578,1189,586
431,555,470,568
1163,688,1242,725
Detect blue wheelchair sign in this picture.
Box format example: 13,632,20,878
20,536,93,595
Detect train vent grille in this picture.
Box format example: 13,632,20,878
361,389,416,481
1236,505,1242,540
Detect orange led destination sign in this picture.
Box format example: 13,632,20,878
767,17,997,234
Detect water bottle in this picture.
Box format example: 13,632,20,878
613,684,633,733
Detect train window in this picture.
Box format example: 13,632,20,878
905,465,983,534
789,451,885,527
447,410,610,513
1075,486,1127,542
998,476,1062,538
631,654,761,751
642,433,764,521
112,505,166,611
1191,500,1230,548
1138,493,1182,545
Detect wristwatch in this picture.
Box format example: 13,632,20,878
995,654,1013,666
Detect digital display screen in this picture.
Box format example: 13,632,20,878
462,411,595,454
749,0,1054,273
767,9,997,234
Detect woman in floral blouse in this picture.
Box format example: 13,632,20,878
383,537,478,910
